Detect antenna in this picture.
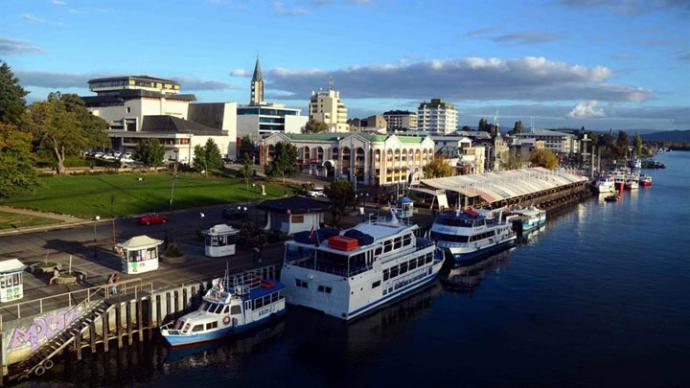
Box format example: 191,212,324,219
493,109,500,130
328,75,334,91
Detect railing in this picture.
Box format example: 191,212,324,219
0,278,154,322
288,256,372,278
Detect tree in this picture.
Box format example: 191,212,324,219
24,93,109,174
461,125,471,132
133,138,165,167
305,119,329,134
617,130,630,149
505,150,524,170
238,221,267,249
240,152,252,189
0,61,28,126
423,157,455,178
478,118,489,132
0,123,36,198
192,144,207,174
238,135,256,161
264,142,298,182
325,180,355,226
634,131,643,157
204,138,223,171
510,120,524,135
529,149,559,170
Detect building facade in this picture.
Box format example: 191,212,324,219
383,110,417,131
309,89,349,132
260,133,436,186
82,75,237,163
417,98,457,134
513,129,577,154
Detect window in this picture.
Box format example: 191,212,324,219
409,259,417,270
375,247,382,256
296,279,308,288
192,324,204,332
271,292,279,302
372,280,381,289
383,240,392,253
318,285,332,294
430,231,469,243
255,298,264,308
390,266,399,278
418,257,425,267
126,107,131,113
403,234,412,246
383,269,390,281
292,215,304,224
230,305,240,314
400,262,408,274
426,253,433,264
394,237,401,249
206,322,218,330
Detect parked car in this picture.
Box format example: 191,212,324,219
222,206,249,221
138,214,168,225
307,186,325,198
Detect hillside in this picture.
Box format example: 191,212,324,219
641,130,690,142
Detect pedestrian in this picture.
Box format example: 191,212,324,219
106,273,113,295
112,273,119,295
48,267,61,285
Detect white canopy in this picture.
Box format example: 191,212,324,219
204,224,238,236
117,235,163,250
0,258,26,274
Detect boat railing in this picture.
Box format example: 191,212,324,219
288,256,372,277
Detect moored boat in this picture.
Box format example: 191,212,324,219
625,178,639,190
594,176,616,193
509,206,547,234
160,272,286,347
281,214,443,320
639,175,653,187
430,208,516,268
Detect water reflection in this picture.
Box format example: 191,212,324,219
441,249,514,293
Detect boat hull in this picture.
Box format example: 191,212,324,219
447,238,516,268
161,310,286,347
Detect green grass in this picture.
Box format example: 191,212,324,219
0,173,293,218
0,210,60,230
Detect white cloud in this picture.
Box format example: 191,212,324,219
492,31,564,44
0,37,43,54
21,13,46,23
272,1,309,15
260,56,652,102
230,69,250,77
51,0,67,5
568,101,606,118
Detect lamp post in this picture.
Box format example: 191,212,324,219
93,215,100,242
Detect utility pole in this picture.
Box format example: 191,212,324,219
169,162,178,210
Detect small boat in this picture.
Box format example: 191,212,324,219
160,272,286,347
594,176,616,193
604,194,620,202
509,206,547,234
639,175,653,187
625,179,639,190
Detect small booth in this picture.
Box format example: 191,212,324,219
203,224,239,257
396,196,415,221
116,235,162,274
0,258,26,303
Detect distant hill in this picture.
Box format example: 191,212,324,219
641,130,690,142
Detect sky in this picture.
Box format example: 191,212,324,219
1,0,689,131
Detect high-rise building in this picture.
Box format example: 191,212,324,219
250,57,264,105
309,89,348,132
417,98,457,134
383,110,417,131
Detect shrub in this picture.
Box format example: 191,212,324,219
165,243,183,257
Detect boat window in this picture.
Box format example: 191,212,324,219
436,217,474,227
372,280,381,289
383,269,389,281
400,262,408,274
390,266,399,278
183,323,191,333
222,306,229,314
403,234,412,246
231,305,241,314
393,237,401,249
417,257,425,267
383,240,392,253
271,293,278,302
318,285,332,294
174,320,184,330
263,296,271,305
192,324,204,332
375,247,382,256
296,279,308,288
200,302,209,311
255,298,264,308
430,231,469,243
409,259,417,270
426,253,433,264
206,322,218,330
286,244,314,261
215,304,225,314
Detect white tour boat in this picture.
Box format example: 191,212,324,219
160,272,286,347
430,208,516,268
281,215,443,320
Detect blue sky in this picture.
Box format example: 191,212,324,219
1,0,689,130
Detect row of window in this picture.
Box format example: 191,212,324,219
0,273,21,288
375,234,413,256
430,230,496,243
383,253,433,281
253,292,283,309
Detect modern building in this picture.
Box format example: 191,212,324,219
383,110,417,131
82,75,237,164
237,58,308,143
309,89,348,132
513,129,577,154
417,98,457,134
259,132,436,186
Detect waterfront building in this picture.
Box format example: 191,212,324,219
237,58,308,141
82,75,237,164
309,89,349,132
257,196,330,235
383,110,417,131
417,98,457,134
259,132,436,186
513,129,577,154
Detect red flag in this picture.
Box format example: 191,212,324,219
309,226,315,242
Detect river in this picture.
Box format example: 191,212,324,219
43,151,690,387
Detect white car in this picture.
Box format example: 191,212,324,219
307,187,325,198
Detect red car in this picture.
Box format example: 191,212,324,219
138,214,168,225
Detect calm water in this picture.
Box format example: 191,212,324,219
46,152,690,388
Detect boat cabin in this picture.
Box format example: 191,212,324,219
0,259,25,303
203,224,239,257
116,235,162,274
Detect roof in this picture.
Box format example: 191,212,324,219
252,57,263,82
287,133,346,142
0,259,25,274
88,75,179,85
418,98,455,110
515,129,574,138
141,115,226,136
81,89,196,104
204,224,238,235
118,235,163,250
350,221,409,241
383,110,416,116
257,196,330,214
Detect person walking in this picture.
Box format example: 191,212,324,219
112,273,119,295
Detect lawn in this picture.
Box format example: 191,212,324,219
0,210,60,230
0,173,294,218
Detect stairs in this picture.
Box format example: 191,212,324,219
9,299,113,381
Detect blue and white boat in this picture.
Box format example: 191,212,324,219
510,206,546,234
430,208,516,268
160,272,286,347
281,213,443,320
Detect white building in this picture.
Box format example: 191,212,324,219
260,132,436,186
417,98,457,134
309,89,349,132
83,75,237,164
513,129,577,154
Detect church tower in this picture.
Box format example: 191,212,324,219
250,57,264,105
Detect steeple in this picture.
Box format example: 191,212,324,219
250,56,264,105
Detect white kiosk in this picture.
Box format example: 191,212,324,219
116,235,162,274
396,196,415,222
203,224,239,257
0,259,26,303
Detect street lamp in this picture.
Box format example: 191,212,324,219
93,215,100,242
